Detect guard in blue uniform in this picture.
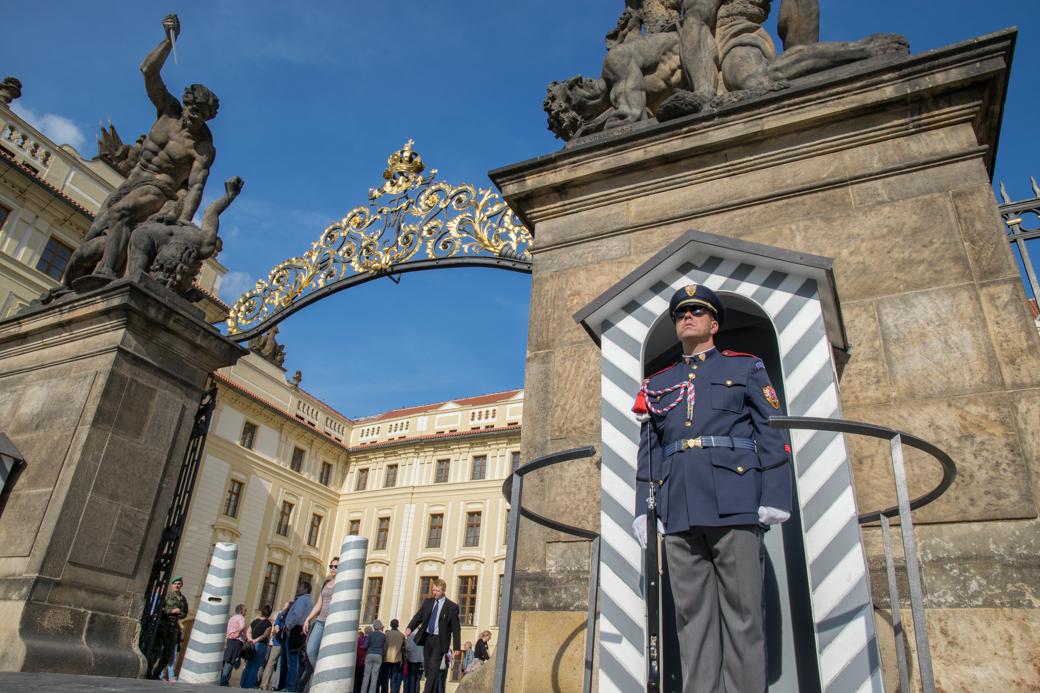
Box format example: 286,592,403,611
631,284,792,693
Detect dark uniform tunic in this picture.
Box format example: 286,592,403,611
635,347,792,531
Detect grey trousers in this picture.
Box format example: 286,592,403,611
664,525,765,693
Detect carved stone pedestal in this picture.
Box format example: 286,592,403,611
0,273,246,676
491,28,1040,693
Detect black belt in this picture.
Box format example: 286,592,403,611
664,436,757,457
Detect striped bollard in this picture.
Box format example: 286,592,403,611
311,536,369,693
179,542,238,684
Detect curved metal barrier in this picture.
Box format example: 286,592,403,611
493,419,955,693
494,446,598,693
770,416,957,693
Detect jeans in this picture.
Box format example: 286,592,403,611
220,661,236,686
378,661,401,693
163,644,178,681
403,662,422,693
361,653,382,693
241,642,267,688
284,649,300,692
390,661,404,693
278,643,289,690
305,620,325,665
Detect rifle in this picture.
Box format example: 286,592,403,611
636,467,663,693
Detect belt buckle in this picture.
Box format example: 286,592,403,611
682,438,701,450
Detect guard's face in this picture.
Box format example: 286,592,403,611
431,584,445,599
675,307,718,342
171,581,182,593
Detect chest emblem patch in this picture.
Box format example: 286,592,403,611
763,386,780,409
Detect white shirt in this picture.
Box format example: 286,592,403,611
430,596,446,635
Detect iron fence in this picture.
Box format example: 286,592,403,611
997,179,1040,303
492,417,957,693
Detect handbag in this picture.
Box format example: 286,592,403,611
241,640,255,660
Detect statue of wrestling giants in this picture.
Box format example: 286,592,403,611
544,0,910,141
46,14,238,303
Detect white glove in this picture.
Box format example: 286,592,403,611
758,506,791,525
631,515,665,550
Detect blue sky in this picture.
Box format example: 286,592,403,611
4,0,1038,418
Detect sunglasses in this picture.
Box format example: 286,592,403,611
673,306,710,320
329,564,339,569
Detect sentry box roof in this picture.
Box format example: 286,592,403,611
572,229,848,352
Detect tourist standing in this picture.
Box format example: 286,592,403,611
240,605,273,689
220,604,248,686
403,629,423,693
259,601,289,690
298,558,338,691
381,619,405,693
283,582,313,692
354,628,370,693
473,631,491,664
361,620,386,693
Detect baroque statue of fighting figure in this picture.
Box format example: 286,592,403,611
45,14,241,303
544,0,910,141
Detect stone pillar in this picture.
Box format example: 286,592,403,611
490,29,1040,692
311,535,368,693
0,273,247,676
179,542,238,684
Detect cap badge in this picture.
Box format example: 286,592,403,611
763,386,780,409
685,284,698,296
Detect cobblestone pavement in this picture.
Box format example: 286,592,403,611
0,673,202,692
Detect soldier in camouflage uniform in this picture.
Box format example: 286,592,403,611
148,576,189,679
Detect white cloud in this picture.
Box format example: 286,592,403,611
10,102,88,151
219,270,255,302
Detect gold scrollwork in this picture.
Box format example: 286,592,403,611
226,142,532,336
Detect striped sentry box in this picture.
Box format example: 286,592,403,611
579,234,881,693
179,542,238,684
311,536,369,693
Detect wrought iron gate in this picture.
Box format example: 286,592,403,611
138,377,219,665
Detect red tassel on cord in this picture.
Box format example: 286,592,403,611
632,390,651,422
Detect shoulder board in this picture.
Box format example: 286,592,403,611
645,362,680,380
722,350,757,358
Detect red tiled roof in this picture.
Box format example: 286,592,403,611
1030,299,1039,320
212,372,350,452
193,281,230,312
0,148,97,220
362,389,522,422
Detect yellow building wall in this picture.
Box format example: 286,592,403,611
170,349,522,688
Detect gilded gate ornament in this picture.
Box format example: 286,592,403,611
226,141,533,339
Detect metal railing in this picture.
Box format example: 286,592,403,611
997,179,1040,303
493,419,955,693
770,416,957,693
494,446,598,693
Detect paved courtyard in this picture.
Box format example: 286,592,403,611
0,673,201,692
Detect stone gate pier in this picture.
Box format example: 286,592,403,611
489,29,1040,692
0,274,245,676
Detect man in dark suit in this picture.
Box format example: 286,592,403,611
405,578,460,693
